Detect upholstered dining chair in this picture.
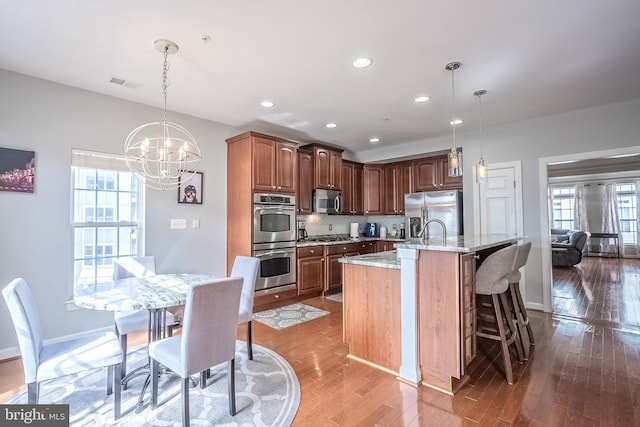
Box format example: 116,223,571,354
149,277,243,427
112,256,174,379
231,256,260,360
475,244,522,384
2,278,123,419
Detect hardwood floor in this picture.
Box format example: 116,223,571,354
2,292,640,425
553,256,640,328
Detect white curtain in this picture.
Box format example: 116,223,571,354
602,183,621,253
574,184,590,232
635,181,640,256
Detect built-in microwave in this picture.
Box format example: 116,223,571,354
253,193,296,244
313,189,342,214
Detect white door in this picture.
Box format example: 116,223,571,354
480,166,517,235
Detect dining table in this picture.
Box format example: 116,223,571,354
74,273,220,412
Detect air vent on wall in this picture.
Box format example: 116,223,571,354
109,77,139,88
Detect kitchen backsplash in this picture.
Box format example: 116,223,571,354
301,214,405,238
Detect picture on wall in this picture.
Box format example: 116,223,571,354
177,171,203,204
0,147,36,193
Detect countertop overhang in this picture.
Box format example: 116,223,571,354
338,250,400,269
394,234,523,253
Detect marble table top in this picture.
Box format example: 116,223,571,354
74,273,219,311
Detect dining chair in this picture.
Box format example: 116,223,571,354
149,276,243,427
2,278,123,419
475,244,522,384
112,256,175,379
231,256,260,360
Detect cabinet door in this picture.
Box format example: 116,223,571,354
276,143,297,193
459,252,476,373
326,254,343,292
330,150,342,190
352,164,364,215
314,147,331,189
252,137,276,191
384,164,399,214
298,256,324,294
297,150,313,213
398,162,413,214
364,165,385,215
341,162,354,214
413,157,438,192
439,156,463,190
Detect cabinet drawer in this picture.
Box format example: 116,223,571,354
297,245,324,258
254,286,298,307
327,243,360,255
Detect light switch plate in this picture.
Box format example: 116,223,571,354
192,219,200,229
171,219,187,229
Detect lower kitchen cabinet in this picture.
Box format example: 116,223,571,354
297,246,324,295
326,242,361,293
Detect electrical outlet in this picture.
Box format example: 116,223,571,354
192,219,200,229
170,219,187,229
329,224,333,231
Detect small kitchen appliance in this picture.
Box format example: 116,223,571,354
297,220,308,241
364,222,379,237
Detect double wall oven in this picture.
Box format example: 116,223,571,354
253,193,296,292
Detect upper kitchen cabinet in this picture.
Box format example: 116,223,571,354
413,155,462,192
297,149,313,214
364,165,385,215
304,144,343,190
228,131,297,195
384,161,413,215
341,160,364,215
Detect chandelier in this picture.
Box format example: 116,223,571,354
474,89,487,183
446,62,462,177
124,39,201,190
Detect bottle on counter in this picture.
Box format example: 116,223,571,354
380,225,387,238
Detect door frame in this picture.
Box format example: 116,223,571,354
538,145,640,313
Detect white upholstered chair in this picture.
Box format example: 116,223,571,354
475,244,522,384
149,277,243,427
2,278,123,419
231,256,260,360
506,242,534,359
112,256,174,379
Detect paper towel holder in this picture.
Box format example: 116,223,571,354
349,222,359,238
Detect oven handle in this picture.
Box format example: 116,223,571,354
254,249,296,257
254,205,296,212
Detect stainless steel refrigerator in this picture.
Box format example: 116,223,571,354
405,190,463,240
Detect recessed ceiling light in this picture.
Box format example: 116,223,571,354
369,137,380,143
608,153,640,158
325,123,338,128
352,57,373,68
450,119,463,125
260,100,275,108
414,96,431,103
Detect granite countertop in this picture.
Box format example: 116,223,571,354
394,234,522,253
338,250,400,269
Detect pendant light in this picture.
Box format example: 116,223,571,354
446,61,462,177
473,89,487,183
124,39,202,190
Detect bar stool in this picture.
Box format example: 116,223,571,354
507,242,534,359
475,244,522,384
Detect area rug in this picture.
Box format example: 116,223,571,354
254,303,330,330
5,341,299,426
325,292,343,303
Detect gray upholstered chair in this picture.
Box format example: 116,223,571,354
2,278,123,419
506,242,534,359
112,256,174,379
149,277,243,427
232,256,260,360
475,244,522,384
551,230,589,267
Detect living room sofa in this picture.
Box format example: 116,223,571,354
551,230,590,267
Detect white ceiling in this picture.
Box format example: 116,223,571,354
2,1,640,155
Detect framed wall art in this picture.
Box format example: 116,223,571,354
0,147,36,193
177,171,203,204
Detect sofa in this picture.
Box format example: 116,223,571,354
551,230,590,267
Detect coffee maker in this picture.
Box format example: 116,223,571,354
297,220,308,241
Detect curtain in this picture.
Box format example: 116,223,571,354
574,184,590,232
636,181,640,256
602,183,621,253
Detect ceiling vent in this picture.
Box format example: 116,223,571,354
110,77,126,85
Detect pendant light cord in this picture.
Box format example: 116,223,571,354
478,92,483,159
161,46,170,123
451,66,456,150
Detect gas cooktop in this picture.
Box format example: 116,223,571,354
300,234,352,243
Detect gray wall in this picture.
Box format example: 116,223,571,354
0,70,238,355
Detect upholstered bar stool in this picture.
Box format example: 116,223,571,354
507,242,534,359
475,244,522,384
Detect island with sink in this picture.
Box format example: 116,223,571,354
339,234,521,395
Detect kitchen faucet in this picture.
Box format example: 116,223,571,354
419,218,447,244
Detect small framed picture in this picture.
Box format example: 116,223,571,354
177,171,203,204
0,147,36,193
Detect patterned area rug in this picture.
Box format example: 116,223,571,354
5,341,299,426
254,303,330,330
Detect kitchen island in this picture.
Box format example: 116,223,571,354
339,234,521,395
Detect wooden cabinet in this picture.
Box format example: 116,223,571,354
375,240,395,252
297,246,324,295
356,241,376,254
364,165,385,215
384,161,413,214
413,155,462,192
325,243,360,293
250,134,297,194
341,161,364,215
459,252,477,372
297,149,313,214
306,144,343,190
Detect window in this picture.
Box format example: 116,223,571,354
615,183,638,245
72,150,143,291
551,187,575,230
